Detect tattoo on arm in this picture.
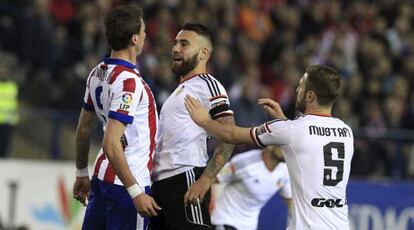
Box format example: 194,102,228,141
75,110,94,169
203,116,235,179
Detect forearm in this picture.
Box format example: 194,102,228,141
202,116,235,180
203,142,235,180
75,109,93,169
200,119,254,145
202,120,239,144
103,140,137,188
75,129,90,169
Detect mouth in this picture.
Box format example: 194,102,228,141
172,57,183,64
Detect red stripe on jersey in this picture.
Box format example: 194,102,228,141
108,65,136,84
103,161,116,183
139,91,143,103
116,109,129,115
86,92,93,105
93,152,105,176
123,78,136,92
143,80,156,172
209,95,227,101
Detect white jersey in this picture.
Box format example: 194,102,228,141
211,149,291,230
152,73,233,181
83,57,158,187
251,114,354,230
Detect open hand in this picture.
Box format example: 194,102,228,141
184,95,211,126
257,98,286,120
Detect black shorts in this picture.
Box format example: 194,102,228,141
148,167,211,230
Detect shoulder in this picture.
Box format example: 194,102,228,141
196,73,226,95
110,67,143,88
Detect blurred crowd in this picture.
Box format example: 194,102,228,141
1,0,414,179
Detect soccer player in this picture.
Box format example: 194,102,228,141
72,5,160,230
185,65,354,230
149,23,235,229
211,146,292,230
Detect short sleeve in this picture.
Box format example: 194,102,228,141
199,74,233,120
82,76,95,111
278,164,292,199
108,74,143,124
250,119,292,148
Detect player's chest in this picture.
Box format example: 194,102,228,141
161,84,199,115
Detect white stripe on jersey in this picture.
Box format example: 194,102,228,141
83,58,158,187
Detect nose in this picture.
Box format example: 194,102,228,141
172,45,179,53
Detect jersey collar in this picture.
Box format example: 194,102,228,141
103,57,136,69
307,113,332,117
180,72,209,83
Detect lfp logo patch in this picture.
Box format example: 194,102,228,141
122,93,133,105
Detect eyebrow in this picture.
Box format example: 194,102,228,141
174,38,190,44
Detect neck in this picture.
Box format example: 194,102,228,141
262,150,279,171
304,104,332,116
110,48,137,64
180,64,207,82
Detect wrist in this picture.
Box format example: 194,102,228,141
127,183,143,199
200,174,215,184
76,167,89,177
200,118,211,127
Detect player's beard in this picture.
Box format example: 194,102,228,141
171,53,199,77
295,95,306,113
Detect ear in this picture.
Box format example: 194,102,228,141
306,91,316,103
131,34,139,46
199,48,209,61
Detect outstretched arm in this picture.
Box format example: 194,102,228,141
184,95,253,145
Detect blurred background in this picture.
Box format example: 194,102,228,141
0,0,413,229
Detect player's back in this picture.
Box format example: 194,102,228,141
285,114,354,229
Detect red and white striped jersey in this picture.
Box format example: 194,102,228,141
82,57,158,187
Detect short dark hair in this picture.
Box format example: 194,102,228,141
181,23,214,48
305,65,341,105
104,5,143,51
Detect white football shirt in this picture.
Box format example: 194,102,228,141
211,149,291,230
83,57,158,187
152,73,233,181
250,114,354,230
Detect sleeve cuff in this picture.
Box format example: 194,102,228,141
108,111,134,124
83,102,95,111
250,127,266,148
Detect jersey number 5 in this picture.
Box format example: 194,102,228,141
323,142,344,186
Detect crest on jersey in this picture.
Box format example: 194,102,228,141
175,85,185,96
122,93,133,104
97,64,108,81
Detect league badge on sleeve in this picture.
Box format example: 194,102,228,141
120,92,133,110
